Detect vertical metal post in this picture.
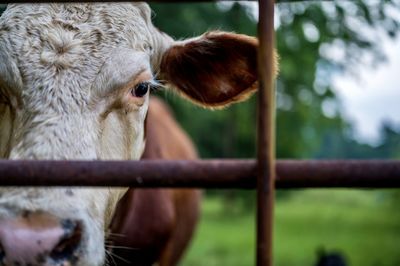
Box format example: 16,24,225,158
256,0,275,265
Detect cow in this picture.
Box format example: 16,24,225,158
109,97,202,266
0,3,276,266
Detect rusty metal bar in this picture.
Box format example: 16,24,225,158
277,160,400,188
0,160,400,188
0,160,256,188
256,0,275,265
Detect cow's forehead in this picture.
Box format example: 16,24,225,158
0,3,156,102
1,3,154,47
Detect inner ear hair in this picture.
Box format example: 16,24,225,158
160,31,278,109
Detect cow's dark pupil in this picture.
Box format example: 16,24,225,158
134,83,149,97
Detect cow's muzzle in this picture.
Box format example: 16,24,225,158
0,211,82,265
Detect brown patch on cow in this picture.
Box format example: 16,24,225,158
160,32,277,108
141,98,197,159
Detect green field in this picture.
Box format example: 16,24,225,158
182,190,400,266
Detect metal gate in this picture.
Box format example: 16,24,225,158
0,1,399,266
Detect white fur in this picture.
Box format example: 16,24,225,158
0,3,171,266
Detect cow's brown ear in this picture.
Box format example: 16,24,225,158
159,32,277,108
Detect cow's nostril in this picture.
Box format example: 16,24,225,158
49,220,82,262
0,243,4,261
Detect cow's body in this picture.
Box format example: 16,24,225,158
110,97,201,266
0,3,270,266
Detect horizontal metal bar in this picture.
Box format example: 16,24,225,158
0,159,399,188
0,160,256,188
277,160,400,189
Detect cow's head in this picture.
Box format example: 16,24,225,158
0,3,276,266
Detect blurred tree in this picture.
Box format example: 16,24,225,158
276,0,399,158
150,1,400,160
315,122,400,159
377,122,400,159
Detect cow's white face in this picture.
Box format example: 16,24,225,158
0,3,264,266
0,3,167,265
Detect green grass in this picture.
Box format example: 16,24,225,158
181,190,400,266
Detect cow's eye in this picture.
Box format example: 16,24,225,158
132,82,149,98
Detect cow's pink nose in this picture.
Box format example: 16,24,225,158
0,212,82,265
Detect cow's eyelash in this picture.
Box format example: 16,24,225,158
148,80,164,93
129,80,162,98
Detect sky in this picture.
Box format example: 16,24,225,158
333,34,400,146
